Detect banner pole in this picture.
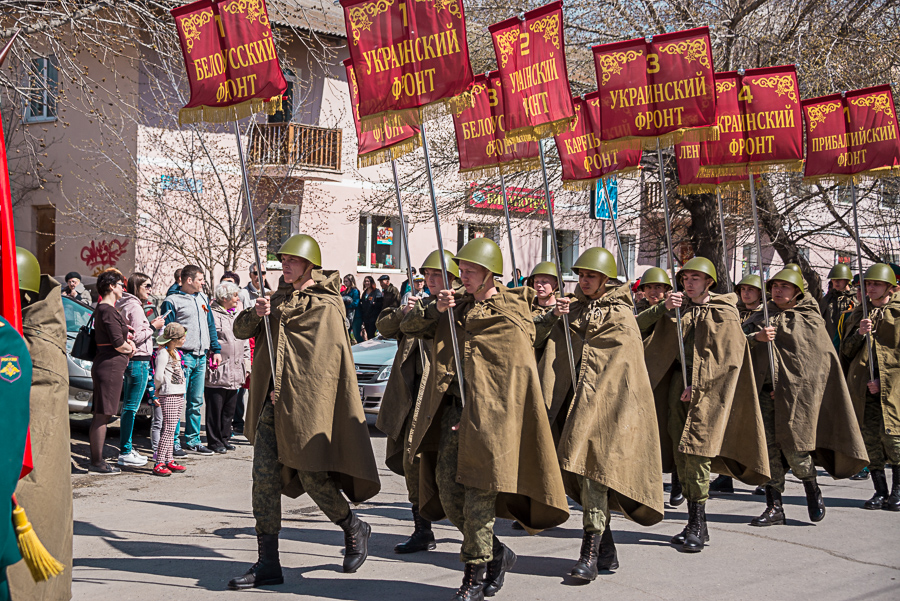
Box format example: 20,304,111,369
391,159,428,367
234,120,277,378
499,172,519,286
747,172,777,383
716,190,733,292
600,177,636,314
656,141,689,389
850,181,877,381
538,140,578,388
420,123,467,410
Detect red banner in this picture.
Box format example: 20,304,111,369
675,140,756,194
468,182,551,215
700,66,803,177
555,93,642,190
171,0,287,125
489,2,575,143
592,27,717,150
452,72,539,179
345,58,420,168
803,85,900,183
340,0,474,133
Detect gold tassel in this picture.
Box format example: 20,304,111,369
12,504,63,583
178,96,283,126
357,136,422,168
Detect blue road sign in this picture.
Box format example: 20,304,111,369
593,178,618,220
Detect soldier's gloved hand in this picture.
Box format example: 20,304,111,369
868,379,881,394
680,385,692,403
859,318,873,335
554,297,570,316
755,326,776,342
665,292,683,310
256,296,271,317
436,289,456,313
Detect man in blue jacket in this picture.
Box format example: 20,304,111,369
161,265,221,455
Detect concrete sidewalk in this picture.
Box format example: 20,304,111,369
71,427,900,600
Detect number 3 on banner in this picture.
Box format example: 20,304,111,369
647,54,659,74
738,85,754,104
488,88,498,107
399,2,407,27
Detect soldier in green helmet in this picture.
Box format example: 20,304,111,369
373,250,460,555
229,234,380,589
744,269,867,527
528,261,559,317
643,256,769,553
634,267,673,338
401,237,569,601
535,247,664,580
841,263,900,512
821,263,857,340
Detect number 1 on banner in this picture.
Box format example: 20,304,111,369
399,2,407,27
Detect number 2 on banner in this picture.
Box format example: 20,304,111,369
520,32,531,56
738,85,754,104
399,2,407,27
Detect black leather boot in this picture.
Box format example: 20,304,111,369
864,469,888,509
452,563,486,601
850,468,870,481
753,485,766,495
337,511,371,573
483,537,516,596
669,472,685,507
750,486,786,527
883,466,900,512
597,523,619,571
227,534,284,590
394,505,436,553
682,501,708,553
709,475,734,494
802,476,826,522
570,531,600,581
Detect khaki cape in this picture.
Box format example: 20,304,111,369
11,276,74,601
746,295,868,477
537,283,665,526
643,292,770,485
842,292,900,434
401,286,569,531
374,306,428,475
234,270,380,503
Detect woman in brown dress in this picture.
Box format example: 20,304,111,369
89,269,136,474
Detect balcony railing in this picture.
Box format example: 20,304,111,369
248,122,342,172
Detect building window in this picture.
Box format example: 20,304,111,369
742,244,759,276
266,205,298,262
542,229,579,277
835,186,852,206
797,247,810,262
456,222,499,252
25,56,58,123
357,215,407,270
883,253,899,265
617,235,636,279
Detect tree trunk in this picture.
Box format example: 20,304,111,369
681,192,732,294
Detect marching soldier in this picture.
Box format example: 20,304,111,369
841,264,900,512
401,238,569,601
529,261,559,317
229,235,381,589
536,248,664,580
821,263,856,341
643,257,769,552
745,269,867,526
374,250,459,554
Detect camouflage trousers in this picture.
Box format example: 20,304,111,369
759,388,815,492
668,374,712,504
401,413,421,507
863,392,900,470
253,401,350,536
576,475,609,534
435,398,498,564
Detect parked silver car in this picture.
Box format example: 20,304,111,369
350,336,398,423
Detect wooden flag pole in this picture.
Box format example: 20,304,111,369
849,180,877,381
420,123,467,410
716,191,733,292
747,172,778,383
538,140,578,388
499,173,519,286
656,141,689,389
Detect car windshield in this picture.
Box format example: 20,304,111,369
62,296,93,335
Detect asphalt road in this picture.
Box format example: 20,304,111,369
70,422,900,600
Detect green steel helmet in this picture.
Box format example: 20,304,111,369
827,263,853,281
530,261,558,279
16,247,41,294
572,247,617,280
678,256,717,286
736,273,762,291
785,263,802,273
277,234,321,267
767,268,805,294
638,267,671,290
864,263,898,287
420,249,459,279
454,238,503,276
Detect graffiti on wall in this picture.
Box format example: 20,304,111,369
81,239,129,276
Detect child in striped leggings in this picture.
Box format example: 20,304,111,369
153,323,189,476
